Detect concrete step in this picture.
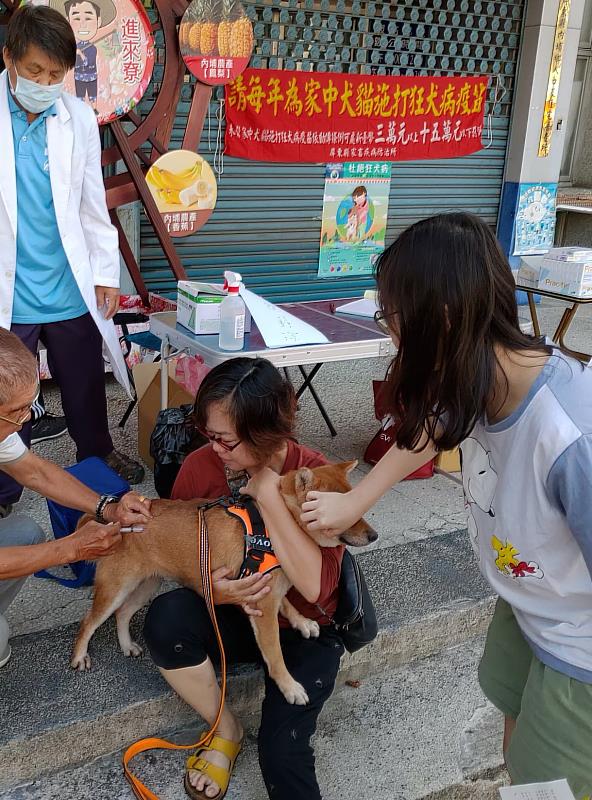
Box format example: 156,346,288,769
0,637,507,800
0,529,495,792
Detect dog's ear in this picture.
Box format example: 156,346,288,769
294,467,315,494
340,460,358,475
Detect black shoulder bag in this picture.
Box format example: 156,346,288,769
318,550,378,653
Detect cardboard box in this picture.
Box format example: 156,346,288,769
133,362,193,467
516,258,541,289
436,448,461,473
176,281,225,335
537,247,592,298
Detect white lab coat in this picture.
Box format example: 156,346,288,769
0,71,130,395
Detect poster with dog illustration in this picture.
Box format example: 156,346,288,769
318,162,391,278
27,0,154,125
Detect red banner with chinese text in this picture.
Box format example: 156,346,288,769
224,68,489,163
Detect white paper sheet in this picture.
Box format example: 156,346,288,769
335,298,378,318
499,780,576,800
239,287,329,349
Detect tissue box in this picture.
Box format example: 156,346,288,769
176,281,226,334
176,281,252,335
537,248,592,298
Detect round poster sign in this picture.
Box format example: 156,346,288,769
29,0,155,125
179,0,253,86
146,150,217,238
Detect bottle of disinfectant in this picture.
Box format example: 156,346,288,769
219,271,246,351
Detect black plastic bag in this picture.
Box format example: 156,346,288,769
150,404,207,498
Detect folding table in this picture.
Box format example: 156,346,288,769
515,283,592,363
149,299,395,436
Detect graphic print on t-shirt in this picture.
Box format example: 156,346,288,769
491,535,544,580
460,437,543,581
461,437,498,544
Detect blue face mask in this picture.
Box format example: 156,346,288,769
9,69,64,114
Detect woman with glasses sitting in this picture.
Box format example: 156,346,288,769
143,357,345,800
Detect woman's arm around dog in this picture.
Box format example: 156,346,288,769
242,468,323,604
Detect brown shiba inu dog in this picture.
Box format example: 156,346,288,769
71,461,377,705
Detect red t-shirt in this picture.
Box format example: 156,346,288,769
172,439,344,626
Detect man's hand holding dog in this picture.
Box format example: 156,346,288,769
212,567,272,616
102,492,152,526
68,520,123,561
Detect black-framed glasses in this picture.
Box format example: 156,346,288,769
198,428,242,452
373,310,392,335
0,381,40,427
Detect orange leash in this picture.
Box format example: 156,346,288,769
122,505,227,800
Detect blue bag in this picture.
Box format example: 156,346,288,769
35,456,130,588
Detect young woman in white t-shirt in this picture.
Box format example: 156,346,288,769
298,212,592,796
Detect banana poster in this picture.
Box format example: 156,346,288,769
179,0,253,86
146,151,217,237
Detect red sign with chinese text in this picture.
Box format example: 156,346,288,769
225,68,489,163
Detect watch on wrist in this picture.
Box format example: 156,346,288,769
95,494,119,523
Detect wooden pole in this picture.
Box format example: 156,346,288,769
111,119,187,283
109,209,150,305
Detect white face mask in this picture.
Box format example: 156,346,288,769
9,68,64,114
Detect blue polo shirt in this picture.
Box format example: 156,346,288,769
9,87,87,324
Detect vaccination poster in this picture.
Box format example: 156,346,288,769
28,0,155,125
318,162,391,278
513,182,557,256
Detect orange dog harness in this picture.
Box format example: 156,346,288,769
226,499,281,578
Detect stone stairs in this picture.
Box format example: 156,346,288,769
0,530,507,799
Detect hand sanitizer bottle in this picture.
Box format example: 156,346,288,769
219,271,246,351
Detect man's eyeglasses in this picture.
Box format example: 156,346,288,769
198,428,242,452
0,381,40,427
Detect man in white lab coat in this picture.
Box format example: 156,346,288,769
0,4,144,517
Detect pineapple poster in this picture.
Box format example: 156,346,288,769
146,150,217,237
179,0,254,86
27,0,155,125
318,162,392,279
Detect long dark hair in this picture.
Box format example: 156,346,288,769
375,212,549,452
194,357,297,456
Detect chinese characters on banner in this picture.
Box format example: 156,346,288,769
146,151,217,238
225,68,490,162
513,183,557,256
43,0,154,125
318,162,391,279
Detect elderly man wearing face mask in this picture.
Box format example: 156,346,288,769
0,327,152,669
0,4,144,520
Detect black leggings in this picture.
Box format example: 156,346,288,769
144,588,344,800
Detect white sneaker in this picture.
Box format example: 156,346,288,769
0,644,11,668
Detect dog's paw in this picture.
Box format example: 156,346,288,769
297,619,320,639
122,641,143,658
280,679,309,706
71,653,91,671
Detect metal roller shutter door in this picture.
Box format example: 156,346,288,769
140,0,525,302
